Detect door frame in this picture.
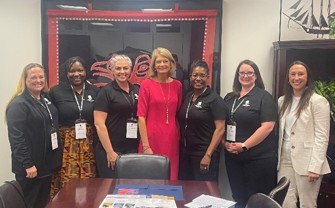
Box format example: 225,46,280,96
46,7,217,87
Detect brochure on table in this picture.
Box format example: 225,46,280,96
113,184,183,200
184,194,236,208
99,194,177,208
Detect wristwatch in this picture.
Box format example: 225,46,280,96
242,143,248,151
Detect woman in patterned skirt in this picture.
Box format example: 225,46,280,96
49,56,99,197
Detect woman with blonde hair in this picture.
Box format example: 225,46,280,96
137,47,182,180
6,63,61,208
94,54,140,177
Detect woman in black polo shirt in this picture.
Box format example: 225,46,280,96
178,60,227,181
223,59,277,208
49,56,99,197
94,54,140,178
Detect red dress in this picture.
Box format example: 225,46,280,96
137,78,182,180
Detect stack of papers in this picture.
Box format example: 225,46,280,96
99,194,177,208
185,194,236,208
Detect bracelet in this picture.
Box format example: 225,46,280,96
143,146,151,152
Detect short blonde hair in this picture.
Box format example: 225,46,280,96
149,47,176,78
109,54,132,70
7,63,48,106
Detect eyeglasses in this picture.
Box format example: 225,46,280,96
239,71,255,77
191,73,208,79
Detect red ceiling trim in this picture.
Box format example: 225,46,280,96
47,9,217,87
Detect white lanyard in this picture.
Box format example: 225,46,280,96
70,83,85,119
30,93,54,128
231,98,245,120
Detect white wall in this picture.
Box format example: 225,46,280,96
221,0,280,95
0,0,41,182
0,0,314,197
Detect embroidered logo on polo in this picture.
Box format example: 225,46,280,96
87,95,94,102
242,100,250,107
195,101,202,108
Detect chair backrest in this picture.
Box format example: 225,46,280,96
246,193,282,208
268,176,290,205
116,153,170,180
0,180,26,208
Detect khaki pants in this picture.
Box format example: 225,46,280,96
278,142,322,208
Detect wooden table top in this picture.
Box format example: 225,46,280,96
46,178,222,208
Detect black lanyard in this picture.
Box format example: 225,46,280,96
70,83,85,119
183,87,207,146
121,90,135,119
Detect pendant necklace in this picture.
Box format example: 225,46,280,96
159,82,171,124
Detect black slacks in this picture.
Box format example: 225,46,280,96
179,151,220,181
16,174,52,208
225,156,277,208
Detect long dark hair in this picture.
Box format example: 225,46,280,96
226,59,265,99
279,60,315,118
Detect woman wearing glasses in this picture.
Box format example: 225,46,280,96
178,60,227,181
222,59,277,208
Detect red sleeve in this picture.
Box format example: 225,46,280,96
137,79,150,117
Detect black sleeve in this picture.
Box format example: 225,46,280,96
210,96,227,121
260,91,277,122
6,101,34,169
94,86,110,113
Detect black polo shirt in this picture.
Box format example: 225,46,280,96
178,88,227,156
49,81,100,125
223,87,277,160
94,81,140,151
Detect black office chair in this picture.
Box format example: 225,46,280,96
116,153,170,180
246,193,282,208
0,180,26,208
268,176,290,205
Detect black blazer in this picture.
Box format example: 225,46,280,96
6,90,62,177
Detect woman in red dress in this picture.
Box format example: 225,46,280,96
137,47,182,180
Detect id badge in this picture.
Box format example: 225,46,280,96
75,119,87,139
51,128,58,150
126,119,138,139
226,120,236,142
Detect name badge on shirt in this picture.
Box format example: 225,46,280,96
226,120,236,142
75,119,87,139
51,128,58,150
126,119,138,139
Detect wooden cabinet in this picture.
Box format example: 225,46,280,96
273,40,335,101
273,40,335,208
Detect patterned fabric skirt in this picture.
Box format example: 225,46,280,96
50,124,97,199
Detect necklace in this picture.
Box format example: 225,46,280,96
159,82,171,124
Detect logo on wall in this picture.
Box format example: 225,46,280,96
90,46,151,87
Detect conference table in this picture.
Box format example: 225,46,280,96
46,178,222,208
